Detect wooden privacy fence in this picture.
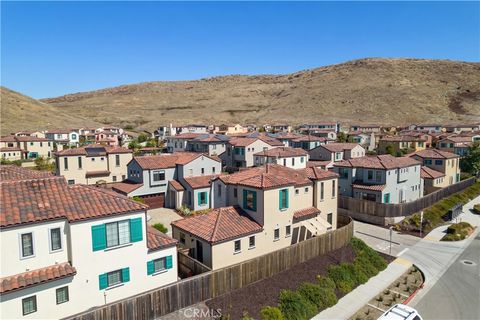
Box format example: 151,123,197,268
66,216,353,320
339,177,476,218
177,251,211,277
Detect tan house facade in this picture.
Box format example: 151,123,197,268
55,144,132,185
171,164,338,269
377,135,426,155
410,149,461,187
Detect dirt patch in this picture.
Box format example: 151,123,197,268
206,245,356,319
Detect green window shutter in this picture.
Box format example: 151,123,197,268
122,267,130,283
130,218,143,242
98,274,108,290
204,192,208,205
278,190,282,210
285,189,289,208
252,191,257,211
166,255,173,269
91,224,106,251
198,192,201,206
147,261,155,275
243,190,247,209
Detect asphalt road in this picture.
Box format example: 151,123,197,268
414,236,480,320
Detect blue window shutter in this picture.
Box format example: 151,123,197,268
252,191,257,211
130,218,143,242
91,224,106,251
243,190,247,209
147,261,155,275
204,192,208,205
278,189,282,210
166,255,173,269
198,192,201,206
98,273,108,290
122,267,130,283
285,189,289,208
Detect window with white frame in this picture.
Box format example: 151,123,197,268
153,170,165,182
105,220,130,248
249,236,255,248
286,225,291,237
50,228,62,251
21,233,34,258
274,228,280,240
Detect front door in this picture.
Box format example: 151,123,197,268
196,240,203,263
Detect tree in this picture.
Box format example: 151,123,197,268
137,133,149,143
34,156,55,172
337,132,347,143
460,142,480,175
385,144,395,156
128,140,140,150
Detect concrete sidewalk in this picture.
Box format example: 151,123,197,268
312,258,412,320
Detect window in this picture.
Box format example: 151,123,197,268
295,189,299,195
375,171,382,182
201,168,205,175
189,169,193,176
153,257,167,273
91,158,95,162
327,213,333,225
339,168,348,179
300,156,304,163
243,190,257,211
50,228,62,251
384,193,390,204
56,286,69,304
283,159,287,166
274,228,280,241
292,158,295,166
105,220,130,248
320,182,324,200
234,240,241,253
180,233,186,244
116,154,120,166
198,192,208,205
367,170,374,180
212,166,216,173
122,175,126,180
435,160,443,165
153,170,165,182
107,270,123,287
72,134,77,140
100,157,105,161
217,184,222,197
78,157,82,169
21,233,34,258
234,188,238,198
22,296,37,315
304,187,309,193
67,179,75,185
286,225,291,237
64,157,68,170
279,189,289,210
249,236,255,248
332,180,336,197
112,176,117,182
30,142,34,146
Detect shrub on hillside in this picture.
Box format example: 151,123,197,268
297,282,336,310
260,306,284,320
327,263,356,294
278,289,317,320
474,204,480,214
316,275,336,290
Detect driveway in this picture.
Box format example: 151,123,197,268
146,207,182,235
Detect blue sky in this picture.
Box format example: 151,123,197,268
1,1,479,98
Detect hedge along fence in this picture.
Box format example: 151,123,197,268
65,216,354,320
339,177,476,219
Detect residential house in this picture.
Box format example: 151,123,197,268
253,147,309,169
95,130,120,147
444,124,476,134
45,129,80,148
224,137,283,168
0,135,55,159
0,168,177,319
166,133,202,153
291,135,331,151
186,134,229,156
271,133,304,147
407,124,443,133
14,131,45,138
112,153,222,211
1,147,22,161
55,144,132,185
410,149,461,190
333,155,423,204
270,124,292,133
436,136,474,156
420,167,447,195
171,164,338,269
308,143,365,168
349,124,381,133
377,135,426,155
213,124,248,135
300,122,340,132
398,131,433,148
347,131,376,151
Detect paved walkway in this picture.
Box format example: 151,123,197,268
146,207,182,235
312,258,412,320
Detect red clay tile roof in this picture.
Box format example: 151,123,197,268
439,136,472,143
1,135,51,142
319,143,361,152
167,133,203,139
380,135,426,142
46,129,76,134
56,144,131,156
183,174,221,189
0,147,22,152
171,206,263,244
420,167,445,179
293,207,320,222
302,167,339,181
0,262,76,294
258,137,284,147
111,181,143,195
253,147,308,157
169,180,185,191
218,164,312,189
275,133,304,140
292,135,330,142
146,225,178,251
132,153,219,170
0,165,53,182
85,170,110,178
0,177,147,228
333,155,420,170
306,160,332,168
229,137,259,147
352,182,386,192
410,149,460,159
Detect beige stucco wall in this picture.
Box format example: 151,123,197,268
313,178,338,230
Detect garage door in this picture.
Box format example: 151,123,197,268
141,193,165,209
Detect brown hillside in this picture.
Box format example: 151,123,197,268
6,58,480,134
0,87,102,135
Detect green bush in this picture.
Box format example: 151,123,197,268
350,262,369,285
278,289,317,320
351,238,387,271
131,196,145,204
152,223,168,233
260,306,284,320
474,204,480,214
327,263,356,294
354,253,379,278
316,275,336,290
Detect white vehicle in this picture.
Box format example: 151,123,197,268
377,304,423,320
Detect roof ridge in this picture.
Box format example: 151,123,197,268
211,208,224,242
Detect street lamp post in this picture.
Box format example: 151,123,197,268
389,226,393,255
